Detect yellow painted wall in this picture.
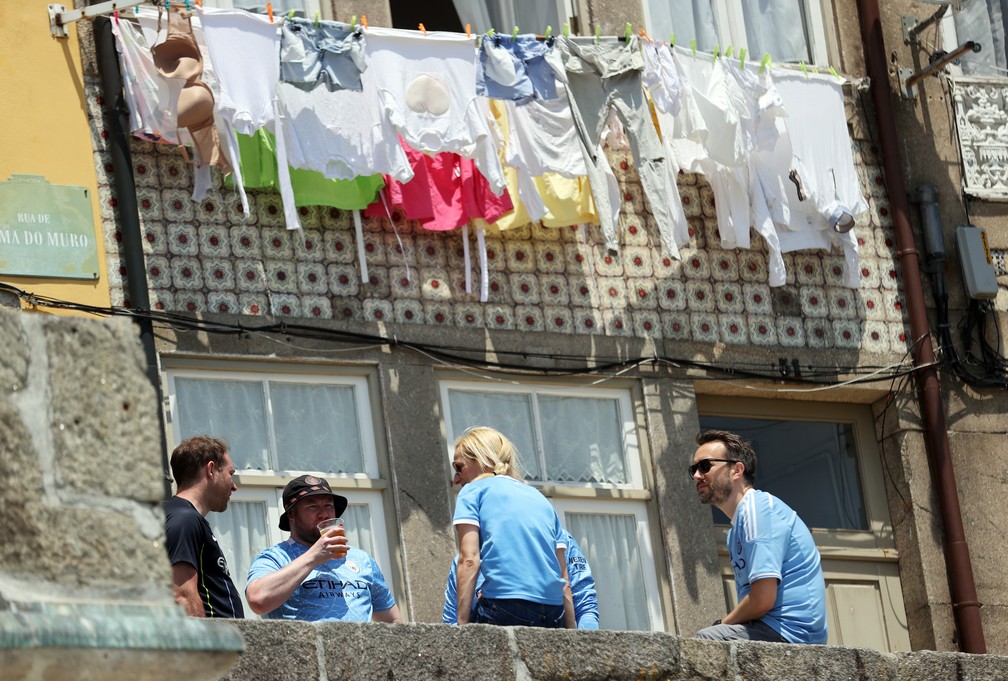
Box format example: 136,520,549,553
0,2,111,313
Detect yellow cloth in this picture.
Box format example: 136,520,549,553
488,100,598,231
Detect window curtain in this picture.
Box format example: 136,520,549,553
451,0,559,34
646,0,720,52
954,0,1008,75
566,512,651,630
538,396,628,484
343,504,376,563
447,390,542,480
269,382,366,474
175,378,271,471
213,500,269,618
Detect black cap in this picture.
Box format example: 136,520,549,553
278,474,348,531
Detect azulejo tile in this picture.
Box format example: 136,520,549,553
543,306,575,334
890,322,911,350
167,222,199,257
423,301,453,326
718,314,748,346
569,277,599,308
651,247,683,279
622,218,650,248
860,289,886,321
323,230,357,265
157,153,189,189
362,265,391,298
602,309,632,336
661,311,691,340
821,256,849,288
715,282,745,314
203,259,236,292
530,222,563,243
485,271,512,303
484,304,515,330
394,299,425,324
136,186,163,222
141,221,168,256
264,260,298,294
162,188,195,223
146,255,172,289
196,195,228,224
361,230,388,267
793,254,825,286
296,262,328,295
742,282,772,315
222,187,253,225
269,293,301,317
573,307,603,334
738,251,769,283
261,226,296,260
419,267,452,301
775,316,806,347
746,315,779,346
207,292,239,315
170,256,203,291
856,259,882,289
199,223,231,258
237,293,269,316
594,249,625,277
510,272,542,305
632,310,662,338
235,259,268,293
132,153,160,188
389,265,420,300
861,320,891,353
682,249,712,280
414,234,447,268
363,299,393,323
149,289,172,312
97,186,116,221
255,192,286,227
657,279,687,312
828,288,858,320
321,206,352,231
879,262,901,291
804,319,834,349
515,305,545,332
383,231,417,269
620,182,646,214
799,286,829,319
686,280,716,312
540,274,571,306
534,241,567,274
627,277,658,310
597,277,628,310
292,228,325,262
230,224,261,258
175,291,208,314
710,251,740,282
623,246,654,278
690,312,720,343
563,241,595,277
833,319,861,349
482,241,506,272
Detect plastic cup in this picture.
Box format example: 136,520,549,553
317,517,347,558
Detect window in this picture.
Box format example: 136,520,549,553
643,0,833,65
696,395,910,652
448,0,570,34
200,0,323,19
165,363,395,618
942,2,1008,78
441,380,665,631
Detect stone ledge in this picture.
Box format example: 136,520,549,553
222,620,1008,681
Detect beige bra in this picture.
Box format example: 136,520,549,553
152,3,229,173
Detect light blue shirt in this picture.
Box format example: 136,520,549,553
728,489,827,644
452,475,567,605
443,529,600,629
247,540,395,622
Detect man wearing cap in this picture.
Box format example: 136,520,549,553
245,475,402,623
691,430,826,644
163,435,244,618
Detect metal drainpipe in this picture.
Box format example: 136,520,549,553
92,14,174,502
856,0,985,653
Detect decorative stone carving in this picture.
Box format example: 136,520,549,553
951,77,1008,199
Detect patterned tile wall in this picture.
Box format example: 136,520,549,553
85,76,909,355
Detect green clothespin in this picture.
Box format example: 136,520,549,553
512,25,519,38
545,25,552,38
314,11,320,27
351,15,357,27
690,38,697,58
713,45,720,60
829,66,842,81
725,46,734,59
625,22,632,43
287,9,295,19
594,25,600,44
800,61,808,76
760,53,772,73
487,28,495,36
739,47,747,68
563,23,569,38
669,33,675,47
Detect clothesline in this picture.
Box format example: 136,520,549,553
110,3,869,301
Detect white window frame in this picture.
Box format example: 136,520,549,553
440,380,643,490
167,369,381,479
641,0,833,65
552,497,665,631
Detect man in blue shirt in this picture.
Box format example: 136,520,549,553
443,528,600,629
245,475,402,623
691,430,827,644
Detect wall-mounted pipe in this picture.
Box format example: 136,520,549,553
857,0,985,653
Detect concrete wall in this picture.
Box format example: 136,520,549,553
223,620,1008,681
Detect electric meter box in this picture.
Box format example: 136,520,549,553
955,225,999,300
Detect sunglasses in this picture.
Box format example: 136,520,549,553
688,458,737,478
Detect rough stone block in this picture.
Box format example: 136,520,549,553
321,622,512,681
735,642,895,681
221,620,318,681
677,638,733,680
0,310,28,395
515,628,682,680
957,651,1008,680
895,651,958,680
44,315,163,502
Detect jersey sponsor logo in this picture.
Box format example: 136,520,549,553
218,555,231,577
304,578,368,592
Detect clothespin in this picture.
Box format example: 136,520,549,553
362,15,368,29
594,25,600,44
545,26,552,38
165,1,170,10
690,38,697,58
800,61,808,77
466,23,471,38
639,28,651,43
195,0,202,6
760,53,772,73
712,45,720,60
829,66,842,81
739,48,747,69
512,26,519,38
725,46,734,59
487,28,495,36
184,0,190,11
314,11,320,27
287,9,295,19
624,22,632,43
670,33,675,47
351,15,357,27
563,23,569,38
113,9,119,24
419,23,427,35
266,3,273,23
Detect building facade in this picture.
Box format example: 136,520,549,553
7,0,1008,656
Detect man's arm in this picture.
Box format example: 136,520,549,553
456,524,480,625
171,563,205,617
245,535,347,615
372,604,403,623
721,578,778,625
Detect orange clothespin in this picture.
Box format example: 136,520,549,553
419,23,427,35
362,15,368,29
466,23,471,38
266,3,274,23
639,28,651,43
195,0,202,6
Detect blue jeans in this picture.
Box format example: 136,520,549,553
695,619,788,643
475,597,565,628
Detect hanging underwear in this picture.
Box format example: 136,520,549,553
151,3,229,173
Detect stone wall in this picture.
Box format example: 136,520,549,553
225,620,1008,681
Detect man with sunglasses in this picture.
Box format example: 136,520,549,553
691,430,827,644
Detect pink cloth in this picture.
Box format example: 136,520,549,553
367,140,513,231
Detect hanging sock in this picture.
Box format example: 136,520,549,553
353,209,369,285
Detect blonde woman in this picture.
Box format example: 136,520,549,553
451,426,575,628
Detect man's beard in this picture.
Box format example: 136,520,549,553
698,475,732,506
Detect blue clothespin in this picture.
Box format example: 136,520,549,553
185,0,190,11
165,1,170,10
